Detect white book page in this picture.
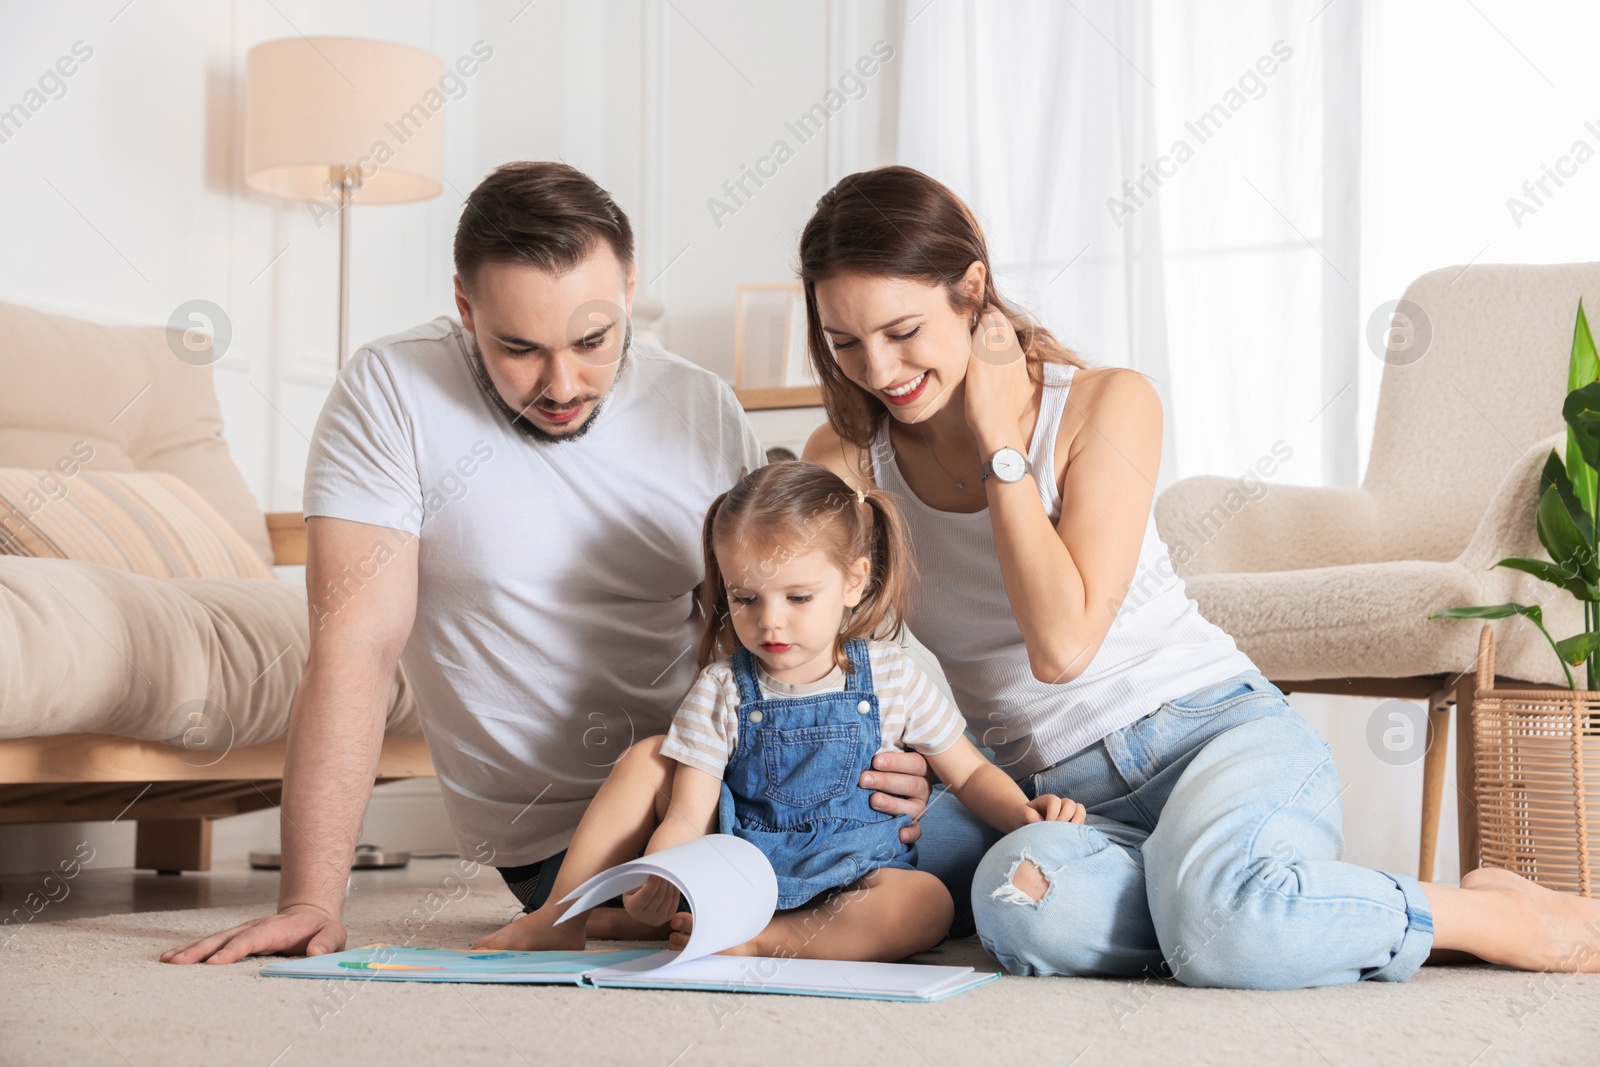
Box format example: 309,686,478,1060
556,834,778,967
584,952,984,999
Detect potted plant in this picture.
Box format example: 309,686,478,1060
1432,299,1600,897
1432,301,1600,690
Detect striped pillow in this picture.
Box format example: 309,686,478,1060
0,468,273,579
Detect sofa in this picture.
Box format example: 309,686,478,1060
0,299,430,872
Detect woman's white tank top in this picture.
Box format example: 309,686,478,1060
868,362,1258,777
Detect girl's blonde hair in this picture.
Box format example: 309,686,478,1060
696,461,915,672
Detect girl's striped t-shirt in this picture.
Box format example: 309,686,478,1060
660,639,966,780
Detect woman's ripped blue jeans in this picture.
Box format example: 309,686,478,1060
917,671,1434,990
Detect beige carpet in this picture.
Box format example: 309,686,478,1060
4,860,1598,1067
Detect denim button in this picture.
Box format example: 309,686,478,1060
857,700,871,714
749,710,763,723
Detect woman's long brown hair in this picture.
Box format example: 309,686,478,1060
798,165,1088,449
696,461,916,673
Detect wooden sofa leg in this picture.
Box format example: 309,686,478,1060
1455,672,1482,879
1417,688,1453,882
135,818,213,874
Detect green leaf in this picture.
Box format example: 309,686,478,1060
1493,556,1600,599
1536,484,1597,583
1432,601,1576,688
1555,631,1600,666
1542,451,1596,546
1570,302,1600,519
1563,380,1600,475
1430,602,1544,623
1570,299,1599,392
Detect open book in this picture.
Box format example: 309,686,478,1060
261,834,999,1002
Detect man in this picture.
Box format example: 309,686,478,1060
162,162,930,965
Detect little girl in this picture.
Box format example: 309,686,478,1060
474,461,1086,962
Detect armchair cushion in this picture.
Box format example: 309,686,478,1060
1155,477,1382,575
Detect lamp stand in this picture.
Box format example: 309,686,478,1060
336,166,358,371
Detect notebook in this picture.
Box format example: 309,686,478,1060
261,834,999,1002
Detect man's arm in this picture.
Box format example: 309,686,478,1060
161,517,418,964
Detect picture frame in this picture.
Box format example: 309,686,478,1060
733,282,816,391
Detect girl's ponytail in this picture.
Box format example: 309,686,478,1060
695,490,737,669
839,485,915,660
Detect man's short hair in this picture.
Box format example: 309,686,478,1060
453,161,634,291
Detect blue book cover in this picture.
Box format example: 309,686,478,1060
260,943,999,1002
261,836,1000,1002
260,944,656,984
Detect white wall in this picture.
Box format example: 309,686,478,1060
1357,0,1600,478
0,0,484,512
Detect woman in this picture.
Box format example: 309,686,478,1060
799,165,1600,988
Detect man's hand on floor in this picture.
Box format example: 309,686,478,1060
159,903,346,965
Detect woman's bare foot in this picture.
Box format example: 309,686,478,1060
471,906,586,951
1445,868,1600,971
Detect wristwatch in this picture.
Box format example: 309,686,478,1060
980,446,1033,484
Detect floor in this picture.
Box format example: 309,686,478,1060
3,858,1599,1067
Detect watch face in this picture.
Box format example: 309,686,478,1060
992,448,1027,482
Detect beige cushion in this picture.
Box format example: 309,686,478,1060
0,556,419,743
1183,560,1568,686
0,300,272,566
0,468,272,580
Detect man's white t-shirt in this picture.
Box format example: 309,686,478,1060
303,316,765,867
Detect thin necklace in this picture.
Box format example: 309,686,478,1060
913,431,978,491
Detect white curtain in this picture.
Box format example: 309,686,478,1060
896,0,1363,493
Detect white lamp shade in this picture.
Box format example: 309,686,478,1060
244,36,445,205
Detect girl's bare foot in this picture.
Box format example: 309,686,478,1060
666,869,951,961
586,909,674,941
471,907,586,951
670,911,847,958
1453,867,1600,971
666,911,707,952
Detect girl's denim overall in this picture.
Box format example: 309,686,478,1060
718,638,917,909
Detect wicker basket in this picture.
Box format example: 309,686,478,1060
1473,623,1600,895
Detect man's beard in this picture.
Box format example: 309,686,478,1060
463,322,631,444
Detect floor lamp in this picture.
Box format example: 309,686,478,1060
243,37,445,369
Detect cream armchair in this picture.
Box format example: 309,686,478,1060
1155,262,1600,882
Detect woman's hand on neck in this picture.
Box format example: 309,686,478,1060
962,308,1040,457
